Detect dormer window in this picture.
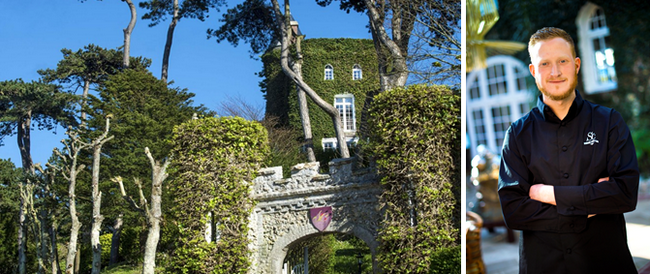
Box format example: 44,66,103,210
352,64,362,80
324,64,334,80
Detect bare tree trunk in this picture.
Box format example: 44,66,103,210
54,131,90,274
114,148,170,274
363,0,411,91
66,186,82,274
18,184,27,274
23,182,46,274
142,148,169,274
161,0,179,82
91,118,114,274
271,0,350,158
51,220,62,274
109,215,123,266
90,182,104,274
81,80,90,125
17,115,34,172
123,0,137,68
74,250,80,274
17,114,33,274
297,89,316,162
38,207,49,274
293,37,316,162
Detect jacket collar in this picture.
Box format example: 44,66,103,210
536,90,585,123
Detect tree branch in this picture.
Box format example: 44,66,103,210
112,177,146,214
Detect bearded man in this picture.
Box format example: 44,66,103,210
497,27,639,273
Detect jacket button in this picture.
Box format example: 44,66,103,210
561,121,566,126
562,146,568,151
570,223,574,228
569,206,575,211
566,248,572,254
564,173,569,178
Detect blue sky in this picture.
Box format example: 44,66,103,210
0,0,372,167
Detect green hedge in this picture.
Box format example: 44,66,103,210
428,245,461,274
367,84,461,273
165,117,269,273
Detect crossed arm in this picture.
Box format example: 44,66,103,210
529,177,609,217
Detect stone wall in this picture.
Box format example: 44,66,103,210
248,158,382,274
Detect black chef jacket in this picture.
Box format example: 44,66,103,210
498,90,639,274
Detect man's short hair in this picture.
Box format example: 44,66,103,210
528,27,577,58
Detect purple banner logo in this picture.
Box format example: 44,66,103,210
310,206,333,232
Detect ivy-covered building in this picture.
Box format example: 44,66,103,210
261,38,380,153
466,0,650,175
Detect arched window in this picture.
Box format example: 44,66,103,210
324,64,334,80
576,2,617,94
466,56,533,156
352,64,362,80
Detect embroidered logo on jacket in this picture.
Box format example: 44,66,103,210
584,132,599,145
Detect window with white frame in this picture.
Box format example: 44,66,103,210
487,63,507,96
352,64,362,80
491,105,512,149
324,64,334,80
321,137,358,151
471,110,488,147
576,2,617,94
334,94,355,132
322,138,336,151
466,56,532,157
469,76,480,100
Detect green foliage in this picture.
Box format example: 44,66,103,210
140,0,226,27
285,234,335,274
88,68,208,168
38,44,151,89
0,79,78,147
209,0,278,57
103,263,165,274
166,117,269,273
82,68,210,265
327,234,372,274
284,233,373,274
367,84,461,273
263,118,304,177
119,226,145,265
261,38,380,155
101,233,113,266
0,159,20,273
428,245,461,274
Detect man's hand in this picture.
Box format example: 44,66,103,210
588,177,610,218
529,184,556,205
529,177,610,211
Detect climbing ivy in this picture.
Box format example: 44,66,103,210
367,84,461,273
166,117,269,273
261,38,380,154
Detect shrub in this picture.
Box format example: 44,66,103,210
428,245,461,274
101,233,113,267
368,84,461,273
165,117,269,273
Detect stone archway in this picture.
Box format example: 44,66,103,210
267,222,378,273
248,158,382,274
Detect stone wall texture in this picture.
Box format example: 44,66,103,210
248,158,382,273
